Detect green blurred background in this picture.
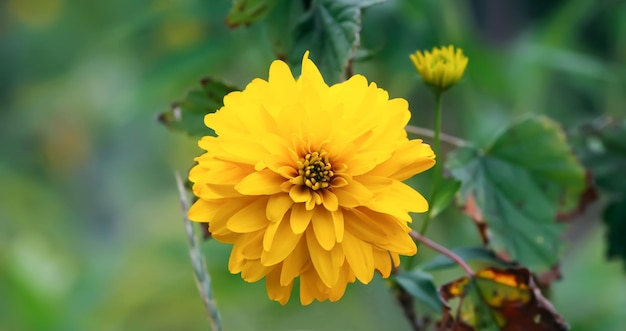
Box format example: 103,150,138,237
1,0,625,330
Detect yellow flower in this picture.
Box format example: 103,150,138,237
188,52,435,305
410,45,468,92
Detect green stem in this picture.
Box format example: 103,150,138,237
405,92,443,270
419,91,443,236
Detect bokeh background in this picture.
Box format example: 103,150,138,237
2,0,625,330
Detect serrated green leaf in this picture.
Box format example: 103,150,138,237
430,177,461,218
420,247,514,272
225,0,282,28
288,0,383,84
394,270,442,313
158,78,239,137
448,116,585,272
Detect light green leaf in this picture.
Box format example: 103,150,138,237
448,116,585,272
158,78,239,137
289,0,384,84
394,270,442,313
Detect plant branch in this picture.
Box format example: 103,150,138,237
409,230,474,277
405,124,467,148
175,172,222,331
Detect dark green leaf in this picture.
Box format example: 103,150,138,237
420,247,514,272
448,116,586,272
430,177,461,218
158,78,239,137
288,0,384,84
604,199,626,263
394,270,442,313
574,119,626,267
225,0,282,28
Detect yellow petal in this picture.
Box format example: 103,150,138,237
331,210,345,243
332,179,373,208
241,260,271,282
289,185,311,203
261,215,303,266
342,232,374,284
299,268,322,305
235,169,285,195
328,262,351,301
344,208,390,246
311,208,336,250
228,242,245,273
226,197,269,233
360,177,429,220
187,199,216,223
290,203,313,234
266,268,294,305
263,217,281,251
280,239,308,286
268,59,296,92
367,139,435,180
306,229,340,287
301,51,327,92
321,190,339,211
237,230,264,260
372,248,392,278
266,194,293,222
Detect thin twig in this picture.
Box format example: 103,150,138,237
409,230,474,276
405,124,467,147
175,172,222,331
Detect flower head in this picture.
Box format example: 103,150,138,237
188,52,435,305
410,45,468,92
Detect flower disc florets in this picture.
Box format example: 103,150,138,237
188,51,435,305
299,151,333,190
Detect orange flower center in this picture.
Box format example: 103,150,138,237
297,150,334,191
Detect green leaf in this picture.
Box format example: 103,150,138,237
288,0,384,84
420,247,514,272
158,78,239,137
575,119,626,267
448,116,586,272
225,0,282,28
604,199,626,265
430,177,461,218
394,270,442,313
264,0,309,59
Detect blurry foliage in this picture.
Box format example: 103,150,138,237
2,0,626,330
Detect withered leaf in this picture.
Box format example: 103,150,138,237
438,267,568,331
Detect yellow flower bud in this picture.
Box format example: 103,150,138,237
410,45,468,92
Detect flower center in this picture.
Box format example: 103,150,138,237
297,150,334,191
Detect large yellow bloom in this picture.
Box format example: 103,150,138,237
188,52,435,305
410,45,468,92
